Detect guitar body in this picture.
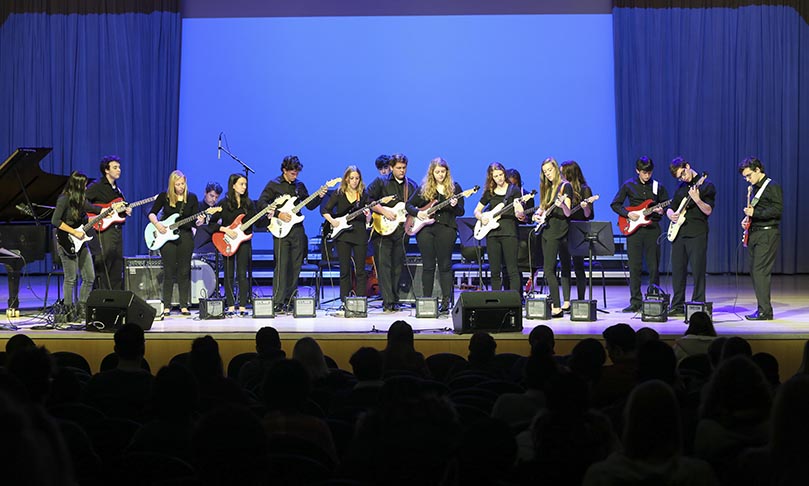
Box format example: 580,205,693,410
144,213,181,251
89,197,126,231
619,199,658,236
57,227,93,256
473,203,505,240
212,214,252,257
666,197,689,242
371,202,407,236
327,215,353,240
742,216,751,247
268,197,306,239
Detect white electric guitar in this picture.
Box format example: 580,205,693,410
268,178,341,239
666,172,708,242
473,190,536,240
404,185,480,236
533,194,600,234
327,195,395,241
144,206,222,251
56,201,127,255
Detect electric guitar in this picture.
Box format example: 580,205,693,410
618,199,672,236
56,201,127,255
371,201,409,236
326,195,395,241
404,185,480,236
144,206,222,251
473,190,536,240
533,194,600,234
212,195,291,257
87,194,159,232
268,178,341,239
666,172,708,242
742,185,752,247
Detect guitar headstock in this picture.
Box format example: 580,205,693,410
324,178,342,189
522,190,537,201
695,172,708,186
588,195,600,203
271,194,292,208
379,195,396,204
463,185,481,197
206,206,223,215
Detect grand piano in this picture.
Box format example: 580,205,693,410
0,147,68,316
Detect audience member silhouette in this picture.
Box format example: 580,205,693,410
237,326,286,393
188,335,248,410
720,336,753,361
752,352,781,392
583,380,718,485
592,323,638,408
448,331,503,379
637,339,678,386
380,320,428,377
635,326,660,349
567,337,607,388
793,339,809,376
673,311,717,362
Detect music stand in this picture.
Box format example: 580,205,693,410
568,221,614,312
455,217,487,290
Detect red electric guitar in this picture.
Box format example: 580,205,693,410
618,199,672,236
88,195,158,232
742,185,752,247
212,195,290,257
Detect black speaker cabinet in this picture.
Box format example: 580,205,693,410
124,257,216,305
86,290,156,332
398,256,443,303
452,290,523,334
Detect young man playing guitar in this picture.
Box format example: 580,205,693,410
666,157,715,317
85,155,131,290
739,156,782,320
366,153,418,313
610,157,670,313
259,156,330,314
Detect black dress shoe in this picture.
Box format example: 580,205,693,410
552,310,564,318
668,307,685,317
745,311,773,321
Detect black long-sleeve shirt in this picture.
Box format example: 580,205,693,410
149,192,201,232
322,190,371,245
749,177,783,229
258,176,322,230
610,175,670,225
405,182,465,230
366,173,418,211
85,178,126,224
51,195,101,228
478,184,523,237
209,197,257,235
670,174,716,238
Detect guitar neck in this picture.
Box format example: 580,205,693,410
128,195,157,209
345,199,380,223
291,185,326,214
240,204,274,231
642,200,668,216
170,209,208,230
427,193,464,216
83,208,112,232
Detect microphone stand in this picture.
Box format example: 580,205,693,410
219,144,256,179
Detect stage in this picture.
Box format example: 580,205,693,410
2,274,809,380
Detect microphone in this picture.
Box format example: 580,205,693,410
217,133,222,160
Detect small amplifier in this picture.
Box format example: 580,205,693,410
253,298,275,318
293,297,316,318
415,297,438,318
345,297,367,318
525,295,551,320
147,300,164,320
685,301,713,323
570,300,597,322
199,298,225,319
642,299,668,322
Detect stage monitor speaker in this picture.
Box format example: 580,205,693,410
398,256,442,303
86,290,156,332
452,290,522,334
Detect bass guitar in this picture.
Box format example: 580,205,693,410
144,206,222,251
618,199,672,236
666,172,708,242
213,195,291,257
473,190,536,240
268,178,341,239
371,201,408,236
88,194,159,232
742,185,752,247
327,195,395,241
56,201,127,255
533,194,600,235
404,185,480,236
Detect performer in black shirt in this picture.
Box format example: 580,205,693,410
474,162,526,292
610,157,670,313
406,157,465,314
322,165,371,305
739,156,783,320
147,170,203,316
210,174,255,315
533,158,573,317
86,155,131,290
666,157,716,316
194,181,223,253
560,160,595,301
366,153,418,313
51,171,106,322
259,156,328,314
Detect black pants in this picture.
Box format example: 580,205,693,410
372,227,406,307
161,230,194,308
488,235,520,291
626,225,661,307
4,256,23,308
335,238,368,302
224,241,251,308
748,227,779,315
273,226,306,306
571,256,587,300
670,233,708,310
542,233,572,308
416,223,456,302
94,225,124,290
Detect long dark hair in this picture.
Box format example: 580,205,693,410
561,160,588,205
62,171,88,223
225,173,252,212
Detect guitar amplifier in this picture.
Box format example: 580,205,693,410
124,257,216,305
398,255,442,303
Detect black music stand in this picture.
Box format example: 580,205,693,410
568,221,614,313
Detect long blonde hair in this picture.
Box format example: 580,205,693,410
421,157,456,200
337,165,364,197
167,170,187,207
539,157,563,209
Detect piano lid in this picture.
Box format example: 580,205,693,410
0,147,68,222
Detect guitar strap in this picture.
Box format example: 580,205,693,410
750,178,771,208
652,180,659,196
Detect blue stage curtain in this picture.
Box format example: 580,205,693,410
0,1,181,266
612,1,809,273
